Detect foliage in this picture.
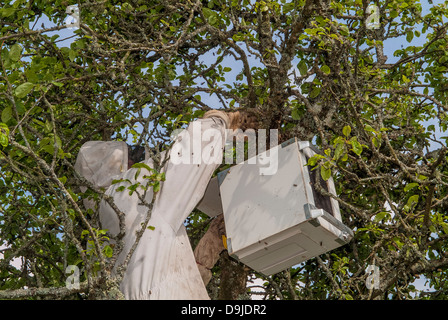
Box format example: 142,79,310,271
0,0,447,299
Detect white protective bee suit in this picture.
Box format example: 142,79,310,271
74,111,230,300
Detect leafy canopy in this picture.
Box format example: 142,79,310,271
0,0,448,300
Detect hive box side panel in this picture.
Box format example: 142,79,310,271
196,176,223,217
220,141,313,254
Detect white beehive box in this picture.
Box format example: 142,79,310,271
214,138,353,276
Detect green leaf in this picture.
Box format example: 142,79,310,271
134,168,141,180
51,81,64,87
14,82,34,98
41,144,55,155
339,25,349,36
298,60,308,76
203,7,218,25
320,165,331,181
0,134,8,148
122,2,133,11
9,43,22,62
1,106,12,123
343,125,351,137
97,229,107,236
147,225,156,231
321,65,331,75
334,143,345,160
0,7,15,17
131,162,154,173
441,223,448,235
81,230,89,239
112,179,125,185
307,154,325,167
291,108,302,120
406,194,419,209
283,2,294,14
153,181,160,193
373,211,388,223
351,140,363,156
393,237,404,249
58,176,67,184
309,87,321,99
127,183,139,195
406,30,414,43
364,124,374,132
103,245,113,258
307,157,317,167
69,49,77,62
404,183,419,192
116,186,126,192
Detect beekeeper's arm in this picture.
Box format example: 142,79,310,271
193,109,261,286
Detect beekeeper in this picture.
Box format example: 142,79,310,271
74,109,259,299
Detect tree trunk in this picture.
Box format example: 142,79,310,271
218,251,249,300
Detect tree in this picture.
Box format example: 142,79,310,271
0,0,447,300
